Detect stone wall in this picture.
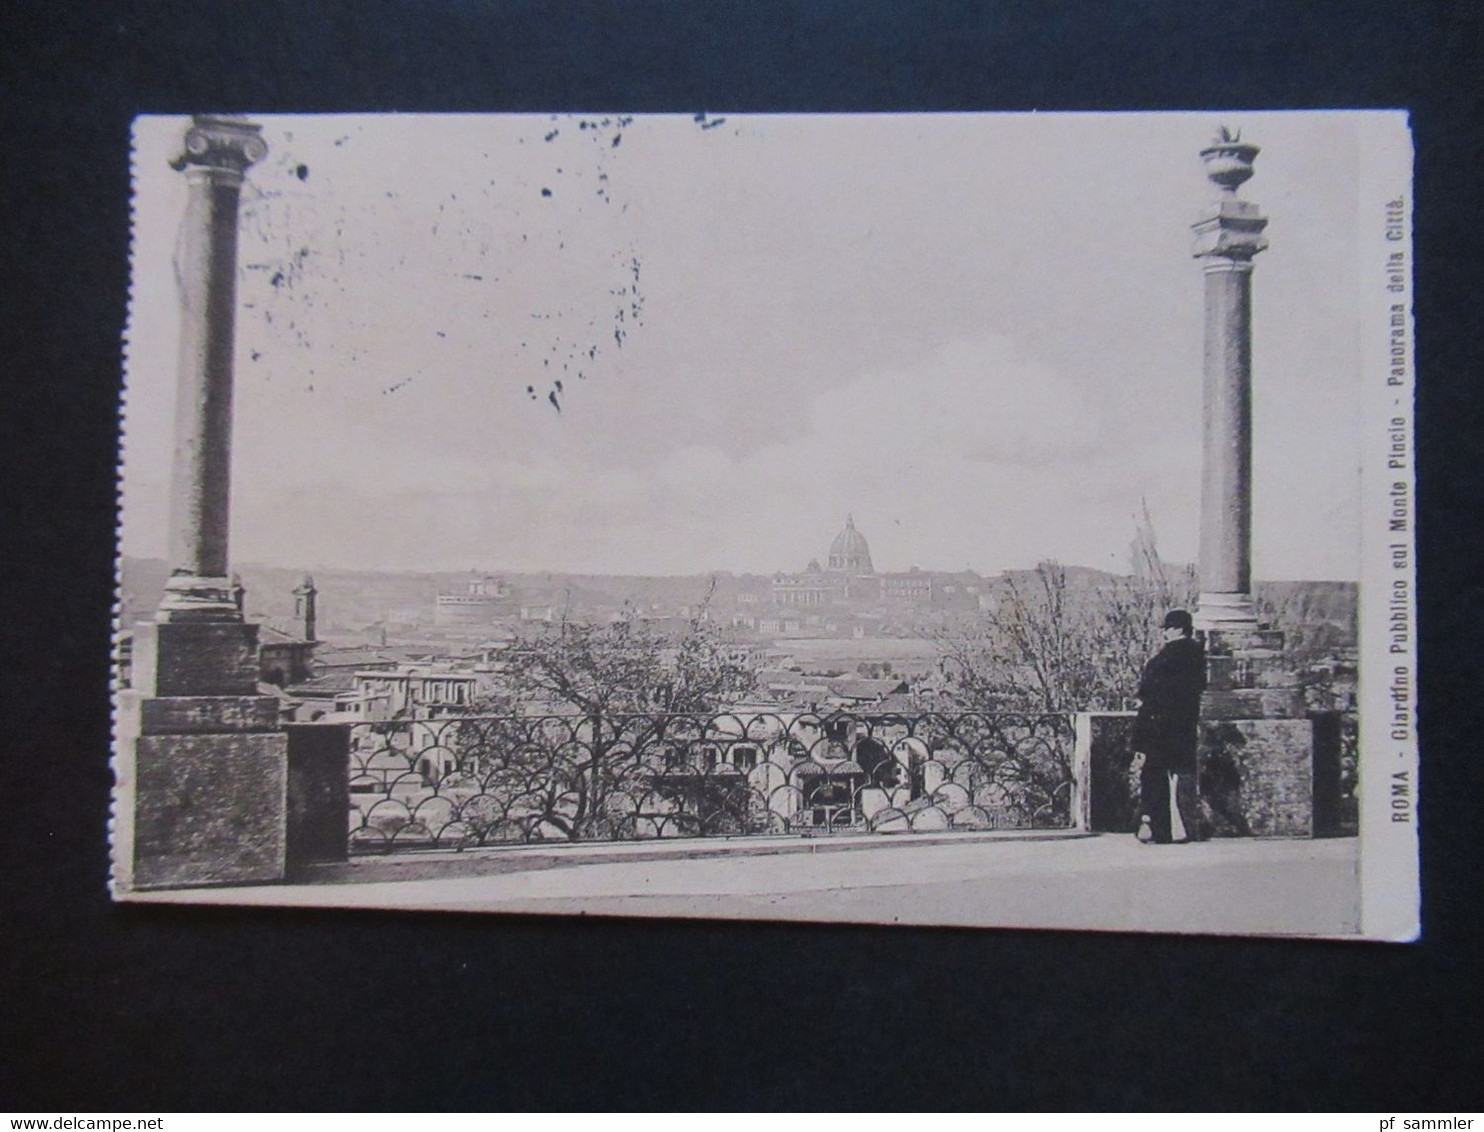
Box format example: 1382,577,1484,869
1077,710,1355,839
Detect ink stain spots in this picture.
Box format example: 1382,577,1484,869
243,114,652,419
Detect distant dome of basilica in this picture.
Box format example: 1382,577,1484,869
828,514,874,574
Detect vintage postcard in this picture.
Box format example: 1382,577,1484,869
113,111,1417,939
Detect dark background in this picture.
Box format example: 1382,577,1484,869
2,0,1481,1111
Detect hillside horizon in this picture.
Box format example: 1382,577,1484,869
118,555,1360,643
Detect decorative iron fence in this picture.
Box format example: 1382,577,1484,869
347,709,1076,853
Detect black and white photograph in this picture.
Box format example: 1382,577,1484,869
112,110,1417,939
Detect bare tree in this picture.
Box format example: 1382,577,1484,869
936,542,1197,715
494,581,756,716
443,582,759,842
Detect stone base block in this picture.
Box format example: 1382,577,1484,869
114,730,288,891
1202,687,1307,720
159,574,241,622
1203,626,1286,656
1206,653,1298,691
137,695,282,733
131,620,262,698
1199,718,1315,837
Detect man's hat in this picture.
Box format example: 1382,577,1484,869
1163,609,1194,633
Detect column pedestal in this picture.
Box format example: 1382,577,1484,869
113,622,287,891
1198,619,1309,833
158,575,241,622
1201,626,1305,721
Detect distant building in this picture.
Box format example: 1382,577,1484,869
280,671,358,721
313,645,401,674
770,517,994,614
772,560,832,607
258,625,316,687
823,676,910,706
756,610,808,636
435,574,515,626
257,573,319,687
773,516,880,606
880,568,932,603
352,668,480,717
286,665,485,723
293,574,318,641
827,514,874,573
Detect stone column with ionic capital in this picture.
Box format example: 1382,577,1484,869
160,115,267,620
1192,129,1268,636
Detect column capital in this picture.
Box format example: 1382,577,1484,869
171,115,267,185
1192,129,1268,261
1192,199,1269,261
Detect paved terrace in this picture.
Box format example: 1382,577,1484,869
126,832,1362,937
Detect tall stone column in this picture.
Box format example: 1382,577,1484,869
114,116,289,893
1182,130,1320,840
1192,129,1267,634
161,116,267,619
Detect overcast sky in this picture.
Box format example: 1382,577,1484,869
122,111,1373,579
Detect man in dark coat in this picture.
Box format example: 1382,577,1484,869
1131,609,1207,843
